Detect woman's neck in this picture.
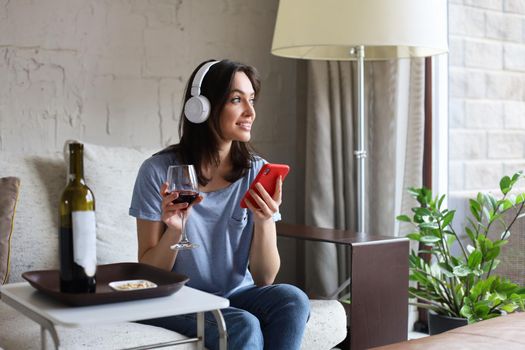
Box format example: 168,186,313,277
200,141,233,192
218,140,232,161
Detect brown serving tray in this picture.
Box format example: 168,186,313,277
22,262,189,306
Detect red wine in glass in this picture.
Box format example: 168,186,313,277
172,191,199,207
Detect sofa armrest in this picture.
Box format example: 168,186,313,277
276,222,410,349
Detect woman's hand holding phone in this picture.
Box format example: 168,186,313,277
244,176,283,221
242,163,289,221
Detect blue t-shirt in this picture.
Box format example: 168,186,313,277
129,151,273,297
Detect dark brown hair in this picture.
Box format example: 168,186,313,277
162,59,261,186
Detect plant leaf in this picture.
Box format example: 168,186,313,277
468,250,483,269
500,199,513,212
465,227,476,244
500,176,512,195
420,235,441,244
453,265,472,277
442,210,455,228
469,199,482,222
485,246,500,261
396,214,411,223
406,233,421,241
515,193,525,205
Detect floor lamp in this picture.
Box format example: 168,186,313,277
271,0,448,234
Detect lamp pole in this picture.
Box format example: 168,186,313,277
352,45,366,234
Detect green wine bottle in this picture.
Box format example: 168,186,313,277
59,142,97,293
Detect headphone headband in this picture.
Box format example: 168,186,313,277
184,60,221,123
190,60,220,97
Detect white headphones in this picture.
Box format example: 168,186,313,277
184,60,220,123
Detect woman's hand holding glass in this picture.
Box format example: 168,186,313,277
243,176,282,222
160,184,200,230
160,165,203,250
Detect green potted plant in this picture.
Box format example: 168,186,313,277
397,172,525,334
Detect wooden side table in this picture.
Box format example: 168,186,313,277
1,283,229,350
276,222,410,350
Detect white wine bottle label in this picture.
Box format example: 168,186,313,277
72,211,97,277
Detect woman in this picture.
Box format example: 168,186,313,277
129,59,309,349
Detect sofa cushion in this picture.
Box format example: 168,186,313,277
0,177,20,284
0,151,65,282
303,299,347,349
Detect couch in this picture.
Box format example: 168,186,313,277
0,141,347,349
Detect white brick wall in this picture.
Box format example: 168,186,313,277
504,101,525,127
0,0,298,150
486,12,523,41
0,0,300,221
464,40,503,69
449,1,525,194
485,72,525,99
487,130,525,158
449,5,486,37
449,68,486,98
464,0,502,11
504,43,525,71
449,129,487,159
465,101,504,128
464,161,504,189
504,0,525,14
449,98,466,127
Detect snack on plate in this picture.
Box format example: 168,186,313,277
109,279,157,291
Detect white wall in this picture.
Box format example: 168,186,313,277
449,0,525,194
0,0,301,221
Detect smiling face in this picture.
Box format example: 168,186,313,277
218,72,256,144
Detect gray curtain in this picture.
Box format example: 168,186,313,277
302,59,425,298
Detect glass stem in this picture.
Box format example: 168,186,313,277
179,211,187,242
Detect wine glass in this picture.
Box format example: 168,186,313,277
167,164,200,250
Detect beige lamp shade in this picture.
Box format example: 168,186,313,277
271,0,448,60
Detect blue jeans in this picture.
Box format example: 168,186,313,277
139,284,310,350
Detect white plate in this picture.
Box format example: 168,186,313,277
108,279,158,291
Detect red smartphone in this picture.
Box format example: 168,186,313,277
240,163,290,208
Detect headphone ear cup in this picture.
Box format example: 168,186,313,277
184,95,211,124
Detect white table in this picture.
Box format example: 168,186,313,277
0,282,229,350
